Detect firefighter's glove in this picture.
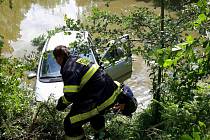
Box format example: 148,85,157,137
56,97,68,111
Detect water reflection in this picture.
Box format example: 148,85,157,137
75,0,90,7
0,0,31,53
19,2,82,42
0,0,84,54
32,0,68,9
0,0,85,55
0,0,161,56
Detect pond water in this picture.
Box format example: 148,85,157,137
0,0,162,109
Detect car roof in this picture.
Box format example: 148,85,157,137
45,31,89,51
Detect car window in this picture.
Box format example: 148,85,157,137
39,49,95,79
70,47,95,63
104,46,126,60
102,42,129,67
40,52,61,78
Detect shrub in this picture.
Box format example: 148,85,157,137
0,56,35,139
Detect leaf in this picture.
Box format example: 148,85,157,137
192,132,200,140
186,35,194,45
156,48,164,55
177,42,188,50
180,134,193,140
194,14,207,27
64,14,68,22
205,42,210,53
198,121,206,128
163,59,173,68
197,0,204,8
198,14,207,22
197,0,207,10
202,40,209,48
157,57,164,66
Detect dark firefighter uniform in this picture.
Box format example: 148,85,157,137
56,55,121,139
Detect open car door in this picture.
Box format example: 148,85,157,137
101,35,132,83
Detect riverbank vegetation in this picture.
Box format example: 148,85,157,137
1,0,210,139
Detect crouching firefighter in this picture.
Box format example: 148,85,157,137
53,45,122,140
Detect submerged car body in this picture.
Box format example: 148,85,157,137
34,31,132,101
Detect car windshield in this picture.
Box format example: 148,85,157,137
40,52,61,78
39,49,95,79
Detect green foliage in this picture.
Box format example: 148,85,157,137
0,0,13,8
161,84,210,139
31,27,62,52
85,7,128,47
0,54,65,139
64,14,83,31
28,99,65,139
139,0,210,139
0,56,35,139
128,107,158,140
105,114,134,139
31,34,46,52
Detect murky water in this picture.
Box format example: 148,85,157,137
0,0,156,108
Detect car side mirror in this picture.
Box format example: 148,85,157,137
27,71,37,79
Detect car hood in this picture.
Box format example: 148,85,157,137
35,80,64,102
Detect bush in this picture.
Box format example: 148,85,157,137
0,56,35,139
28,99,65,139
0,55,65,139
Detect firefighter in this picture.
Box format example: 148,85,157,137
53,45,121,140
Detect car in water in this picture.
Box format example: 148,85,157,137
29,31,132,101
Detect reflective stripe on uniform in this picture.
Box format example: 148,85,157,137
97,81,121,111
63,64,99,94
76,57,90,66
62,96,71,104
97,82,121,111
70,81,121,124
64,85,80,93
80,64,99,89
70,108,99,124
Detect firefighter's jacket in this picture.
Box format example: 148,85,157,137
56,55,121,124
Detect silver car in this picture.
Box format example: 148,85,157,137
29,31,132,101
